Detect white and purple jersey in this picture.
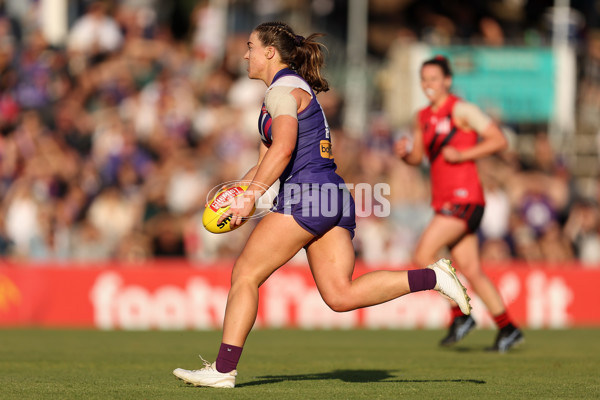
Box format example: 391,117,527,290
259,68,336,185
258,68,355,238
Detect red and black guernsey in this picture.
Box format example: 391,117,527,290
418,94,485,211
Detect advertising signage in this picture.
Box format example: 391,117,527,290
431,46,555,123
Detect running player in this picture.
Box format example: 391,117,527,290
172,23,471,388
395,55,523,352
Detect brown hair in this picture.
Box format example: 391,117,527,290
421,55,453,77
254,22,329,93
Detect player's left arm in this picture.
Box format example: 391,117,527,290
443,102,508,163
227,87,304,225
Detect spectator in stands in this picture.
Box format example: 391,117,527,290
564,199,600,266
3,179,41,257
86,185,142,251
67,0,123,70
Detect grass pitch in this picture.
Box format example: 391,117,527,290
1,328,598,399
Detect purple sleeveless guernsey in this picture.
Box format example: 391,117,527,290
258,68,355,238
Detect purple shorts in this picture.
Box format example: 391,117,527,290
272,181,356,239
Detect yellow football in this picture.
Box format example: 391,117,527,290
202,185,255,234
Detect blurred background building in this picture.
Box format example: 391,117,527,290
0,0,599,267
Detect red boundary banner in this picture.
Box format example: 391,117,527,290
0,261,598,329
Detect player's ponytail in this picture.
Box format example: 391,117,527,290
292,33,329,93
254,22,329,93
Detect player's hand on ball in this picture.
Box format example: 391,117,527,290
219,190,256,227
203,185,257,234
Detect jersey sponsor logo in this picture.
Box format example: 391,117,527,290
435,117,452,135
454,188,469,198
320,140,333,159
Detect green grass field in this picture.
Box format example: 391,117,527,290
1,328,598,399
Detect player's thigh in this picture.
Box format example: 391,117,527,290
305,226,355,295
414,214,467,266
233,212,314,286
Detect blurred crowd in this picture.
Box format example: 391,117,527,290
0,0,598,267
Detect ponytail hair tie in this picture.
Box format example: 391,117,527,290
294,35,305,46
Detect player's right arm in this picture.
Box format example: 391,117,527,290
242,85,306,201
444,101,507,163
395,113,424,165
225,87,302,226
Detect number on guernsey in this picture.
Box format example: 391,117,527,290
321,107,330,139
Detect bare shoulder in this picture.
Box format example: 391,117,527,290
452,101,491,133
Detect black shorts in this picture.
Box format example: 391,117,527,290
437,203,485,233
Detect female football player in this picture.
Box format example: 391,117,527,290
173,23,471,388
395,55,523,352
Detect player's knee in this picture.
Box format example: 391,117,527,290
231,261,260,288
326,301,353,313
229,274,256,293
322,293,353,312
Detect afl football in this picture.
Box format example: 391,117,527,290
202,185,255,233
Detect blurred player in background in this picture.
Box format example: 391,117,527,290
395,55,523,352
173,23,471,388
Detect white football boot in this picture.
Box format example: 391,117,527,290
173,356,237,388
427,258,472,315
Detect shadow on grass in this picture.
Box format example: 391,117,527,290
446,346,482,353
445,346,506,353
236,369,486,388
